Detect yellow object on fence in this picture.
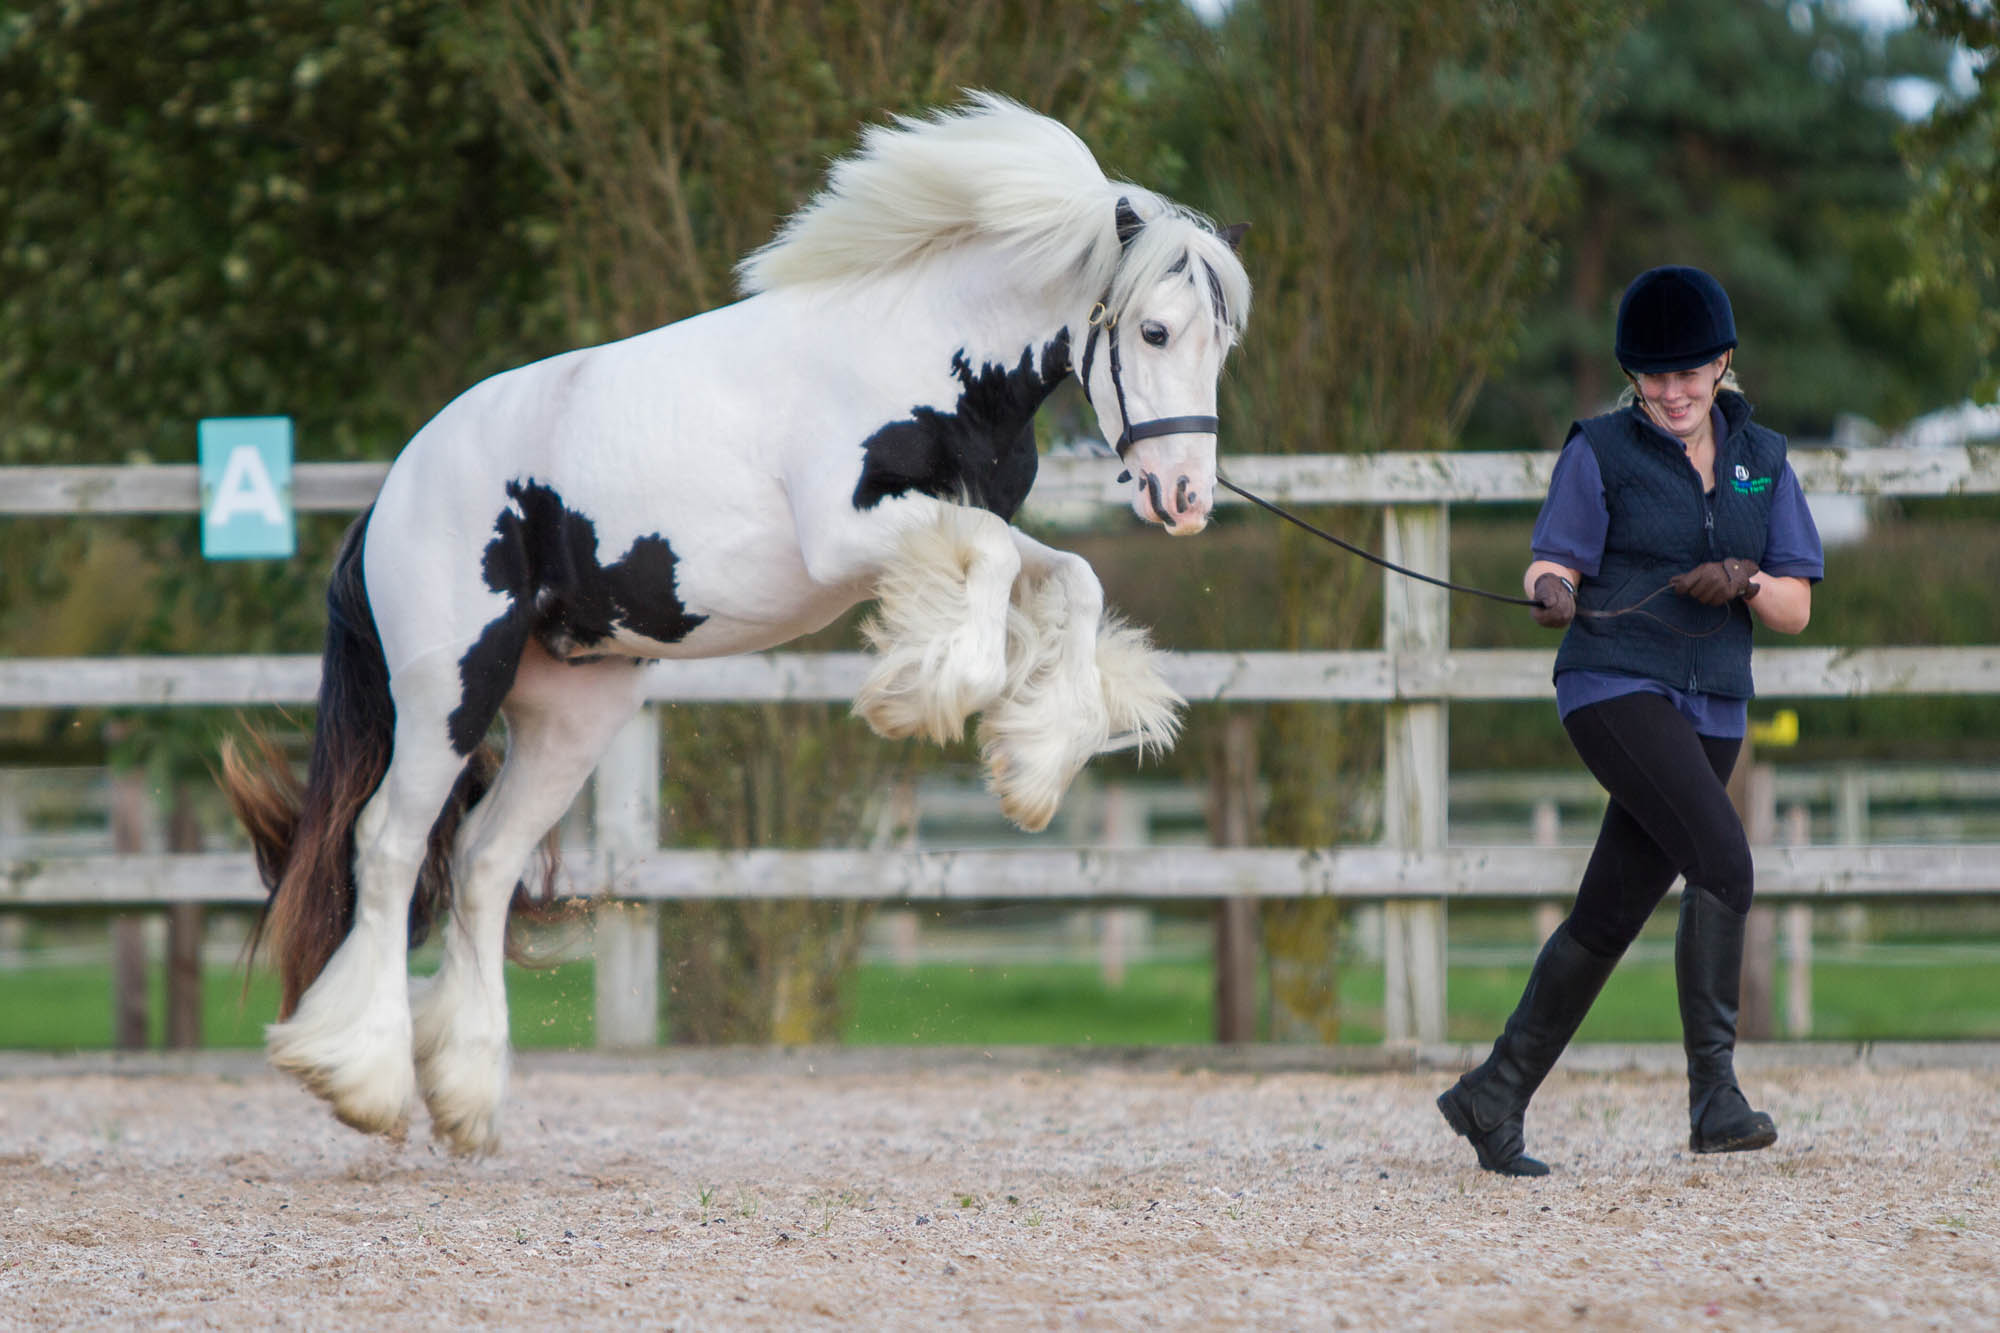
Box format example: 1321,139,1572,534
1751,708,1799,747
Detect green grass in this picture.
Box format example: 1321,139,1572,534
1806,960,2000,1040
0,959,595,1051
6,953,2000,1049
847,955,2000,1045
842,960,1219,1045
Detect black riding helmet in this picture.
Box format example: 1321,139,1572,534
1615,265,1737,374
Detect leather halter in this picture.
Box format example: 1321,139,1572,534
1076,300,1219,458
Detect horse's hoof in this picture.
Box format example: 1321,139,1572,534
414,1050,510,1157
979,728,1079,833
854,638,993,744
330,1099,412,1143
265,987,418,1141
427,1105,503,1157
267,1037,415,1140
410,975,511,1156
998,784,1059,834
853,683,955,744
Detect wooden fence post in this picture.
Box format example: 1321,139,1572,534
0,772,23,959
1835,764,1868,844
1782,801,1813,1038
108,771,157,1049
1381,504,1449,1044
165,781,204,1049
1210,712,1259,1042
1098,785,1147,988
872,778,921,969
1832,762,1871,951
593,707,661,1049
1531,799,1564,945
1726,742,1778,1041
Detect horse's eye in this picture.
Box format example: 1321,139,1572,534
1140,321,1169,348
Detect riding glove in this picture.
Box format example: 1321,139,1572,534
1670,558,1760,606
1531,572,1575,629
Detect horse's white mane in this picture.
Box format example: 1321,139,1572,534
737,92,1250,338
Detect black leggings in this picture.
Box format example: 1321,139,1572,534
1559,690,1753,959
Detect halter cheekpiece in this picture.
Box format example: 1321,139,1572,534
1076,216,1222,458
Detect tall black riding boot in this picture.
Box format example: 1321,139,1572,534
1676,885,1779,1154
1437,923,1619,1176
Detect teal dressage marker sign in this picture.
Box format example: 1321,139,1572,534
199,417,294,559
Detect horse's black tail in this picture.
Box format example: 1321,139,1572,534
221,509,511,1017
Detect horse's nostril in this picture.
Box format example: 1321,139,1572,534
1175,475,1191,514
1143,473,1167,524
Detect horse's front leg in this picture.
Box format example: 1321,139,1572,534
849,503,1021,746
978,531,1182,831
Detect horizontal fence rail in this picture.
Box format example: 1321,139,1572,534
5,443,1999,517
1452,765,2000,807
9,845,2000,907
3,646,1998,709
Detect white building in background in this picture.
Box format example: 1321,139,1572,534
1809,400,2000,547
1884,400,2000,452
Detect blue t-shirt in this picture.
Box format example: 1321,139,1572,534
1530,407,1826,736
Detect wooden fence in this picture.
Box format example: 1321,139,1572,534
4,447,2000,1046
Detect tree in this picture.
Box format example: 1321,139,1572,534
1905,1,2000,399
0,1,562,756
1152,0,1639,1038
1465,0,1981,452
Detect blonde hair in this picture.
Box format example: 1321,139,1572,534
1617,360,1742,408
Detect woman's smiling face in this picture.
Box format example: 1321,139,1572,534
1633,355,1729,443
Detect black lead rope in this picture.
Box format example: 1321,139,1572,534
1071,229,1720,633
1213,471,1734,637
1215,472,1537,606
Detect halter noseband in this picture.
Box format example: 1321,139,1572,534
1077,300,1219,457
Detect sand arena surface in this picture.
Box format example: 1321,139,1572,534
1,1048,1997,1330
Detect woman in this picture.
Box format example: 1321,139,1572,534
1437,265,1825,1176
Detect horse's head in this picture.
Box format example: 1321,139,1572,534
1079,203,1250,537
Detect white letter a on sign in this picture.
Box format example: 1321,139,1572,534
207,444,285,527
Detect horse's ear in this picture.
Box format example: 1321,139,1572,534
1219,221,1249,252
1114,197,1144,248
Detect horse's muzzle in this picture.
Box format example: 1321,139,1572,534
1137,470,1211,535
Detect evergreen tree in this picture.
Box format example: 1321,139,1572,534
1149,0,1639,1038
1464,0,1980,451
1905,0,2000,398
0,1,560,766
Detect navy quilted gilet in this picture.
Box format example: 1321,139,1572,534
1552,393,1787,699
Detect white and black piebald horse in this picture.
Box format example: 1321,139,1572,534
222,93,1251,1153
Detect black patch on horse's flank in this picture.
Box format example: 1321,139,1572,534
851,332,1070,521
447,480,707,754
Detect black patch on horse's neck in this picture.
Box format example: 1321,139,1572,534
851,331,1071,520
447,479,706,754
